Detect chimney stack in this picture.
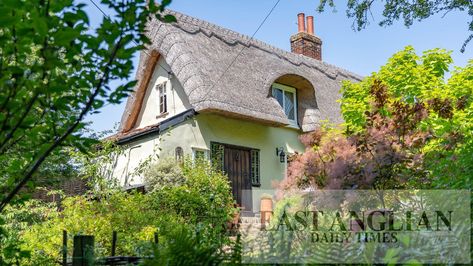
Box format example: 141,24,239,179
290,13,322,60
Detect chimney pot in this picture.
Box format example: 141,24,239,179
297,13,305,33
307,16,314,35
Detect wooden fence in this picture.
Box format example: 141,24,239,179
62,230,158,266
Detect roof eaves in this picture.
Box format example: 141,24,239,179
116,109,196,145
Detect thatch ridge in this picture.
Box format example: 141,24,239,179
167,10,361,81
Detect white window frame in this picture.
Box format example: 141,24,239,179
191,147,209,162
272,83,298,127
157,81,167,114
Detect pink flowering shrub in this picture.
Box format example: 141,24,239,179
283,80,429,191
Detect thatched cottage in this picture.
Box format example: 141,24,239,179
111,11,361,214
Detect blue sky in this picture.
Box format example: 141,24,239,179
86,0,472,133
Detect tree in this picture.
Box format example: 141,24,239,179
0,0,175,211
282,46,472,191
317,0,473,52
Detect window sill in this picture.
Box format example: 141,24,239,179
156,112,168,119
285,123,301,130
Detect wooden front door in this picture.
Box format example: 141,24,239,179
223,146,252,212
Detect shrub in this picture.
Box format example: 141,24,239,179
11,159,235,264
144,157,185,191
0,200,59,265
142,224,232,266
18,192,187,264
148,158,235,227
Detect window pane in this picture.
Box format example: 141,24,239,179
250,149,260,186
158,83,167,114
284,91,295,120
210,143,224,171
175,147,183,162
163,95,167,113
272,87,283,107
194,150,206,161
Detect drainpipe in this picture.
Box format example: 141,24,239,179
123,145,142,186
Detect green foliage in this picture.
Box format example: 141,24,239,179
0,200,58,265
341,46,456,132
2,158,236,264
32,149,80,189
70,139,124,193
144,157,185,191
284,47,471,192
148,158,236,226
19,192,164,264
317,1,473,51
278,46,472,264
340,46,472,189
0,0,173,210
255,191,469,264
142,224,233,266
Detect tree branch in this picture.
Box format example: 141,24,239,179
0,0,50,152
0,36,124,212
0,92,40,154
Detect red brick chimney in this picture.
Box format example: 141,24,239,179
290,13,322,60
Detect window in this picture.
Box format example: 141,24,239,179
175,147,183,162
192,148,208,162
272,83,297,126
210,143,224,171
157,82,167,114
250,149,260,186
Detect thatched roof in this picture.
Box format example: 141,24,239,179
119,10,362,133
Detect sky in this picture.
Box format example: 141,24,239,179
85,0,473,134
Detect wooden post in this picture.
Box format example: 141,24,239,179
111,231,117,256
154,232,159,244
72,235,94,266
62,230,67,266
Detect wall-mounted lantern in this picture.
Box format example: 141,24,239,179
276,147,286,163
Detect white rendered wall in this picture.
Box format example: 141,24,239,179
134,57,191,129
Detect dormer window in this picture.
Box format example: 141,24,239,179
272,83,297,126
157,81,167,114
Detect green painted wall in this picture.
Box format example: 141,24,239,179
201,113,303,187
114,112,305,211
157,113,305,212
160,113,305,188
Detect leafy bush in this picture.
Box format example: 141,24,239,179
147,158,235,227
144,157,185,191
339,46,472,189
19,192,171,264
6,159,235,264
142,224,236,266
0,200,60,265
